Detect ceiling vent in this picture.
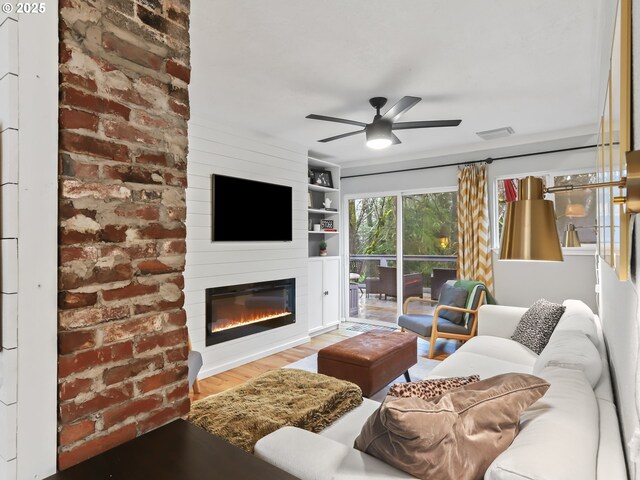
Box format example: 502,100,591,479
476,126,515,141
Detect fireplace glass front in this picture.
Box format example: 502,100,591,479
205,278,296,346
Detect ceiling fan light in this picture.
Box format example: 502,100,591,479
366,138,392,149
365,121,392,150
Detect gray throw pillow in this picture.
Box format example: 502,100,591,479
511,299,565,354
437,283,468,325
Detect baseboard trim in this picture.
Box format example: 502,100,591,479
197,335,311,379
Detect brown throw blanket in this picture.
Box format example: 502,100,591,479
188,369,363,452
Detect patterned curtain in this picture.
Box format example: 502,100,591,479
457,164,494,292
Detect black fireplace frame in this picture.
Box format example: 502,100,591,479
205,278,296,346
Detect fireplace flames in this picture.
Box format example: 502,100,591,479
211,310,291,333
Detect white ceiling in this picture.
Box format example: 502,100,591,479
190,0,615,166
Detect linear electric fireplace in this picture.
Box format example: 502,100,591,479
205,278,296,346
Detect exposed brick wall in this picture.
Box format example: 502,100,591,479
58,0,190,470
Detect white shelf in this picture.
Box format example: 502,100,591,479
308,230,340,235
308,208,339,215
308,184,339,193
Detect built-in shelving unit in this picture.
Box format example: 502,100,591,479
307,157,342,337
307,157,341,258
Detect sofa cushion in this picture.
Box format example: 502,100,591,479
555,299,599,348
388,375,480,400
398,314,470,338
354,373,549,480
485,367,598,480
533,330,602,387
456,336,539,366
255,426,415,480
436,283,469,325
511,299,565,354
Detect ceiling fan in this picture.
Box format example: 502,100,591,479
306,96,461,150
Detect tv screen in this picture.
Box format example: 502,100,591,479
212,174,293,242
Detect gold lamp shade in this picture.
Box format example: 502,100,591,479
499,177,564,261
563,224,581,248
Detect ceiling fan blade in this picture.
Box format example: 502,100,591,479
392,119,462,130
318,130,365,143
381,96,421,122
306,114,367,128
391,133,401,145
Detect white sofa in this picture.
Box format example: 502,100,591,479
255,300,627,480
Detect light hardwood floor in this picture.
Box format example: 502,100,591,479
190,325,458,402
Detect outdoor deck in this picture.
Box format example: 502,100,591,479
350,286,436,324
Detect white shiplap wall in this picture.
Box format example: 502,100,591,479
186,117,310,377
0,11,19,479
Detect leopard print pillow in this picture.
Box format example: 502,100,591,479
388,375,481,400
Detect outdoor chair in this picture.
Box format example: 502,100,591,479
398,281,487,359
365,266,423,301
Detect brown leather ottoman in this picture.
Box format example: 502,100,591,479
317,331,417,397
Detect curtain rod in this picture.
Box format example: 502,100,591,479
340,144,598,179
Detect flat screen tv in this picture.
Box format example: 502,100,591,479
212,174,293,242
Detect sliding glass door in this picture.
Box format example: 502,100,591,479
347,196,398,324
346,188,457,324
402,191,457,317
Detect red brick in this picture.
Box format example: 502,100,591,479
58,342,134,378
60,227,100,246
61,87,130,119
103,354,164,386
137,259,181,275
61,179,132,200
60,246,99,264
59,305,130,330
103,283,158,301
136,5,168,34
138,398,190,435
102,395,163,429
166,310,186,327
58,423,137,470
133,112,172,130
134,293,184,314
103,164,163,185
60,131,129,162
101,243,157,260
108,88,153,109
138,224,186,240
59,419,96,447
164,172,187,188
59,383,134,424
102,32,163,70
59,377,94,402
167,274,185,289
60,263,133,290
167,7,189,29
135,152,168,166
165,345,188,363
138,398,191,433
166,59,190,84
59,291,98,310
60,156,100,179
159,240,185,255
137,366,187,394
168,98,189,119
114,204,160,221
166,382,189,403
135,327,187,354
59,330,96,354
60,109,99,131
103,120,160,145
60,72,97,92
101,225,128,243
101,314,164,344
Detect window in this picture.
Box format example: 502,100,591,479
494,171,597,249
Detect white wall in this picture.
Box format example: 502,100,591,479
0,11,20,478
597,3,640,477
341,147,598,310
185,117,310,377
0,7,58,479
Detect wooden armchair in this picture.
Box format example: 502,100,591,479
399,288,486,359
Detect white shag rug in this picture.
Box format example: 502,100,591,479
284,353,441,402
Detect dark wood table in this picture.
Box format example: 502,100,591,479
45,419,299,480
